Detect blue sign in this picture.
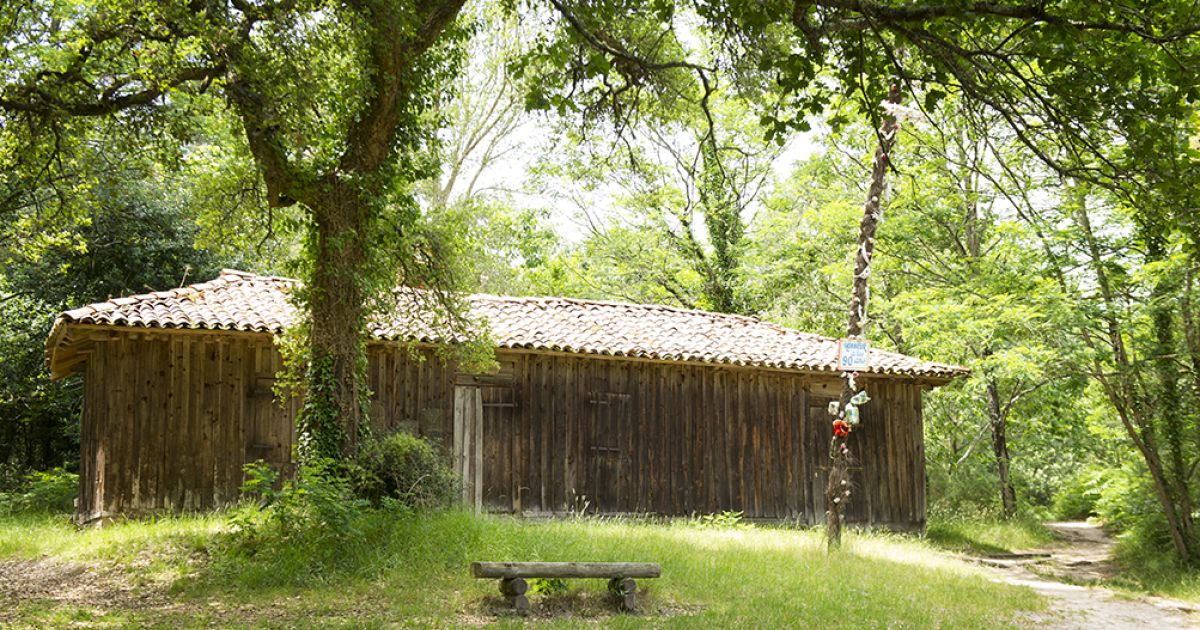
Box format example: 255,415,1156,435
838,339,870,371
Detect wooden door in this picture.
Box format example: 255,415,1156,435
480,384,516,511
807,396,833,524
453,385,483,513
243,346,296,480
587,391,629,512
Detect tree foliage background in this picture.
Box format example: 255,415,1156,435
2,0,1199,568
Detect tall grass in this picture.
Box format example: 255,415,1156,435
924,514,1055,555
0,511,224,561
1,510,1045,628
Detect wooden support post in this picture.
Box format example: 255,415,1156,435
499,578,529,614
608,577,637,612
500,577,528,596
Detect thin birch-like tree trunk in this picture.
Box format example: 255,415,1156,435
825,82,901,549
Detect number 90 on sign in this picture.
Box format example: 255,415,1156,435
837,339,870,372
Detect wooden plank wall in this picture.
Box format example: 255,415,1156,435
364,349,926,527
78,333,298,520
78,334,926,528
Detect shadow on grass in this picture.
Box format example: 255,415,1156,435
1,510,1047,627
923,517,1056,557
924,524,1015,555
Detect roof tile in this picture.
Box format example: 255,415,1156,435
48,269,966,380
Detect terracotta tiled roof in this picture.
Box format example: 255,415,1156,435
47,269,967,380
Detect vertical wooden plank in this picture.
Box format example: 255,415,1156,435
556,355,567,512
667,362,676,516
790,378,801,519
474,385,483,514
773,374,788,518
916,385,926,525
189,340,202,510
723,369,736,512
107,338,123,515
453,386,465,504
701,367,714,513
142,340,157,511
540,357,551,511
171,338,187,510
640,363,652,512
551,356,565,511
729,372,748,513
416,350,427,436
211,339,225,506
160,339,176,511
130,340,147,510
761,373,775,518
712,369,728,511
514,358,525,512
646,363,657,513
630,363,643,513
887,382,899,524
105,338,116,515
688,367,702,514
78,343,96,518
147,340,164,511
884,382,894,524
222,340,235,506
122,337,138,513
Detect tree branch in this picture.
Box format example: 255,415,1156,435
340,0,468,174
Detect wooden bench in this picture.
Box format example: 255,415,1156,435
471,561,661,613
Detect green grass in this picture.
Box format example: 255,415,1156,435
0,511,225,560
1099,529,1200,603
924,516,1056,555
0,510,1046,628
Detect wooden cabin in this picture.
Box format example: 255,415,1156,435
46,270,965,527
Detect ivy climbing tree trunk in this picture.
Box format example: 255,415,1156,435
1074,198,1200,564
0,0,471,462
231,0,470,460
825,82,901,550
300,181,372,458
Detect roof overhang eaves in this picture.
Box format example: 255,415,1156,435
46,320,969,385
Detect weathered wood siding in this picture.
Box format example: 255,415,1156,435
422,352,927,527
78,333,298,521
78,334,927,528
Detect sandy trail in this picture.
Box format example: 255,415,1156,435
981,521,1199,629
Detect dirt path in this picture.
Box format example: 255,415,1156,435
980,521,1199,629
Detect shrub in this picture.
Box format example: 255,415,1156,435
217,459,394,587
0,467,78,514
1092,463,1162,534
351,432,458,509
528,577,568,595
1052,468,1106,520
926,460,1006,518
696,510,751,529
232,459,370,550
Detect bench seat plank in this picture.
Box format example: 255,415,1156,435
471,561,661,579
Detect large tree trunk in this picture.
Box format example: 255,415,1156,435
300,181,371,459
825,83,901,550
245,0,465,462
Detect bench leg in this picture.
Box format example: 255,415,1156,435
499,578,529,614
607,577,637,612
